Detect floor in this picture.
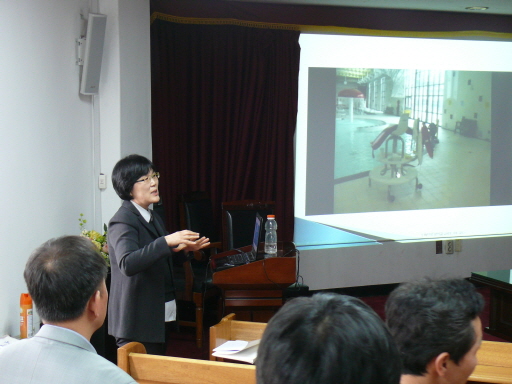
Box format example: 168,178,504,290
334,114,490,213
166,285,506,360
166,298,220,360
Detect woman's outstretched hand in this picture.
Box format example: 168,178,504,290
179,236,210,253
165,230,210,252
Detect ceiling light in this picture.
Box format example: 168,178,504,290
465,6,489,11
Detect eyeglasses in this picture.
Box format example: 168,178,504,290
135,172,160,184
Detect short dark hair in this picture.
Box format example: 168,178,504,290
112,154,155,200
385,278,484,376
256,293,401,384
24,236,108,323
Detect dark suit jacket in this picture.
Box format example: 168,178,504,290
107,200,174,343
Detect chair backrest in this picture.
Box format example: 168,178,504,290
118,341,256,384
179,191,218,242
221,200,275,251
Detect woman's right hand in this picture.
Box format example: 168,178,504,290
164,230,200,248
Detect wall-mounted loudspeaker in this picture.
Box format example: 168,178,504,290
80,13,107,95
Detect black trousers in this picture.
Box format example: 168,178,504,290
115,321,176,356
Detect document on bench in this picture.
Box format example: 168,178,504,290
212,339,260,364
0,335,20,348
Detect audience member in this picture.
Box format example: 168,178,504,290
256,292,402,384
0,236,136,384
385,278,484,384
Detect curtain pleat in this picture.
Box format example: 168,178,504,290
151,19,300,242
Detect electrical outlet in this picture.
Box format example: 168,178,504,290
436,240,443,254
98,173,107,189
445,240,454,254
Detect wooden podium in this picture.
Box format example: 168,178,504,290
212,242,297,322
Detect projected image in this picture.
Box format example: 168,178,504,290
332,67,491,213
296,33,512,246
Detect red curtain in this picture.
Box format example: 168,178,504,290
151,18,300,242
151,0,512,34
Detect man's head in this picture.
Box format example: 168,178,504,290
385,278,484,383
256,292,401,384
24,235,108,326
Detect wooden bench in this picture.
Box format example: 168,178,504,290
118,341,255,384
119,319,512,384
468,340,512,384
209,313,266,361
209,315,512,383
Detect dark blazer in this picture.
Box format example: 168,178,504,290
107,200,173,343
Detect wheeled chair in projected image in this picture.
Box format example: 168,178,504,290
368,114,424,203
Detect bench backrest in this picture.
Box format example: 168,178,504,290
468,340,512,384
209,313,266,361
118,342,256,384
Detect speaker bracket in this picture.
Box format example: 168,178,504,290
76,37,86,66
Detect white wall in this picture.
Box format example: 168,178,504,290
99,0,152,225
443,71,492,140
0,0,151,337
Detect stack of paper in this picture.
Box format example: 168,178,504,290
0,335,20,348
212,339,260,364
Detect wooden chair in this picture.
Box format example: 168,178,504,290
209,313,267,361
176,191,223,348
221,200,275,251
468,340,512,384
118,342,256,384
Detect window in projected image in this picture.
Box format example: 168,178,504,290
295,34,512,248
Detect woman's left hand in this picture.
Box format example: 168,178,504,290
173,236,210,252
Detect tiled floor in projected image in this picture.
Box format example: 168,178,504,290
334,115,490,213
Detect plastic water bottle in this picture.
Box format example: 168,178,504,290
264,215,278,257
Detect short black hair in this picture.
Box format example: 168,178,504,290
112,154,155,200
24,236,108,323
385,278,484,376
256,293,401,384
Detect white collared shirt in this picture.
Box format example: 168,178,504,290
131,200,152,222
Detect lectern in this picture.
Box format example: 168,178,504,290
211,242,297,322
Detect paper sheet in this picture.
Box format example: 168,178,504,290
212,339,260,364
0,335,20,348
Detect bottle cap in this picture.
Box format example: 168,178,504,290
267,215,275,219
20,293,32,306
